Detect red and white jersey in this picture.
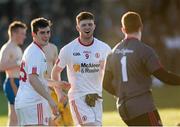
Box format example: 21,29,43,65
15,42,48,109
56,38,111,101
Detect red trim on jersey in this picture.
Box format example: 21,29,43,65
33,41,44,52
55,58,60,65
71,100,83,124
32,67,37,74
78,37,94,47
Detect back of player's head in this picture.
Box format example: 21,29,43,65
31,17,52,34
8,21,27,37
76,11,94,24
121,11,143,34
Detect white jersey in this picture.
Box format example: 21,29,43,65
56,38,111,101
15,42,48,109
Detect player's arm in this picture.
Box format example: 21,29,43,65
152,67,180,85
47,79,70,90
103,70,116,95
0,49,20,71
51,64,68,103
103,53,116,96
29,73,59,115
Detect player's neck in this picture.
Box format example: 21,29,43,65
9,38,18,46
78,36,94,46
125,31,141,41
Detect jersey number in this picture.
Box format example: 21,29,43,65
120,56,128,82
19,61,27,82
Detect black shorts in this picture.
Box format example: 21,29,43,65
124,110,162,126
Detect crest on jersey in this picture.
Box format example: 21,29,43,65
82,115,87,122
95,52,100,58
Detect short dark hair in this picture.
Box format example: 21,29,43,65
31,17,52,34
121,11,143,34
76,11,94,24
8,21,27,37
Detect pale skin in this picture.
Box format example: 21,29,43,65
43,43,58,79
31,26,69,125
51,19,97,126
0,27,26,126
121,27,142,40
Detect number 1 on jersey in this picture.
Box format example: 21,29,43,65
121,56,128,82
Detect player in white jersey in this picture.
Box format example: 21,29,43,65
0,21,27,126
15,17,69,126
51,11,111,126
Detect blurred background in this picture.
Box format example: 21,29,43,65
0,0,180,125
0,0,180,74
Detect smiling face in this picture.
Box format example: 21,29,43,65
32,26,51,47
76,19,96,40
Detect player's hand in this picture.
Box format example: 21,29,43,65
60,81,71,90
57,91,68,105
49,99,59,116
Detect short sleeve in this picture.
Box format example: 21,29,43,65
27,55,42,75
56,46,69,69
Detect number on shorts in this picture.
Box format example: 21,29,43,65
120,56,128,82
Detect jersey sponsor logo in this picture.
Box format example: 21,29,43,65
73,52,81,56
115,48,134,55
73,63,100,73
73,64,81,72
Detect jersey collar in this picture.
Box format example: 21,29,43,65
78,37,94,47
124,37,139,41
33,41,44,53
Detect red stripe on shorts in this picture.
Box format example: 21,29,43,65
71,100,83,124
37,103,43,125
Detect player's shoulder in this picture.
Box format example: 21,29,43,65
139,41,155,52
94,38,111,49
0,41,15,53
24,43,43,57
48,43,57,49
61,38,78,50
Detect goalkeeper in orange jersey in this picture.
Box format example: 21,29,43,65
43,42,73,126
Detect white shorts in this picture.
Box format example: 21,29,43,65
15,102,51,126
69,96,103,126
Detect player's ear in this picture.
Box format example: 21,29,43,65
31,32,36,37
121,27,126,34
76,25,80,32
